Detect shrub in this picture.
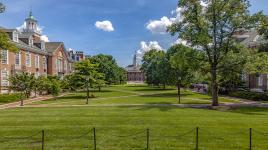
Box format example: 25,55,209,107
229,91,268,101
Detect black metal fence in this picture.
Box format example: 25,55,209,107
1,127,268,149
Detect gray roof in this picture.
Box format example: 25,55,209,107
45,42,62,53
234,30,264,47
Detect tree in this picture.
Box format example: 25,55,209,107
168,0,262,106
36,76,50,95
0,30,19,52
74,59,99,104
141,49,167,86
89,54,126,85
47,76,61,99
9,73,35,106
117,67,127,85
168,44,199,103
93,73,106,92
0,2,5,13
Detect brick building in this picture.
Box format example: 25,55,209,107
0,11,76,93
125,53,145,83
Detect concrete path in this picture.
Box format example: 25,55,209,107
0,94,66,110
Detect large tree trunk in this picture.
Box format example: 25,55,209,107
211,64,219,106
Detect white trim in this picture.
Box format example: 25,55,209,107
1,50,8,64
26,51,31,67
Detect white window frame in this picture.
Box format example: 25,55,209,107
1,69,9,86
35,55,40,68
15,51,21,66
1,50,8,64
258,76,263,87
26,51,31,67
64,60,67,71
29,37,34,46
13,31,19,42
43,57,47,69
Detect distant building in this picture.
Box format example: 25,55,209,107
125,52,145,84
234,29,267,91
68,49,85,62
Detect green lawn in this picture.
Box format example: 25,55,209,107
1,85,268,149
0,93,25,105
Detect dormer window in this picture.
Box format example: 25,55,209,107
13,31,19,42
29,37,34,46
41,41,45,50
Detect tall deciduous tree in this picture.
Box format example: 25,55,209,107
168,44,199,103
89,54,126,85
168,0,262,106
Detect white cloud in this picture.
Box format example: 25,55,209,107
173,38,188,46
16,22,26,32
41,35,49,42
136,41,163,60
146,17,172,34
95,20,114,32
146,7,184,34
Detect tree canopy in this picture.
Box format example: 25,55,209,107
168,0,266,106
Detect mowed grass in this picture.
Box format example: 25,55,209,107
1,85,268,149
30,85,240,106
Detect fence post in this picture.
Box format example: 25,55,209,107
93,127,97,150
146,129,150,150
196,127,199,150
41,130,45,150
249,128,252,150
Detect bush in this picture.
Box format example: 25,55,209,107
229,91,268,101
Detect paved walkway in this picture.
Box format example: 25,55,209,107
0,94,66,110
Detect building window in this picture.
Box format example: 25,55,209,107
1,69,9,86
26,51,31,67
15,51,21,66
35,55,40,68
64,60,67,71
13,32,19,42
43,57,47,69
1,50,8,64
29,37,33,46
57,59,62,72
258,76,263,87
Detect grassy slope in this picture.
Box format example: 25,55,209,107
0,93,25,105
0,85,267,149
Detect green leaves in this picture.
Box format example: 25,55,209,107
0,30,18,52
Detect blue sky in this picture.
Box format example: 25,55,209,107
0,0,267,67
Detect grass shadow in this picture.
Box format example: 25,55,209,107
222,107,268,115
140,93,193,98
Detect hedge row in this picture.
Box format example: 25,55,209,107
229,91,268,101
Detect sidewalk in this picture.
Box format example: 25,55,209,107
0,94,66,110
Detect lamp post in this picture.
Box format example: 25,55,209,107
0,3,5,13
86,76,89,104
